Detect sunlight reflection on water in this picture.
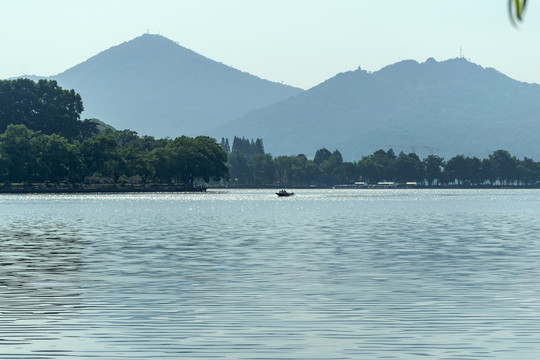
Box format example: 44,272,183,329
1,189,540,359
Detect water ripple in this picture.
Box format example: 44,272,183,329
1,189,540,359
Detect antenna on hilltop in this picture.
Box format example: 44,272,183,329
460,46,463,58
146,28,150,34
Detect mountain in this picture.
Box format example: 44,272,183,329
211,57,540,160
32,34,303,138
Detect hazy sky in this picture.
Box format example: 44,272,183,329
1,0,539,89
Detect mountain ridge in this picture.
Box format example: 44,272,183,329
210,57,540,160
13,34,303,138
8,37,540,161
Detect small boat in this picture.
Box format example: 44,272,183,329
276,190,294,197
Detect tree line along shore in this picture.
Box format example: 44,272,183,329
221,137,540,187
0,79,227,190
1,78,540,191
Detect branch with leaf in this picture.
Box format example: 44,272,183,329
509,0,527,26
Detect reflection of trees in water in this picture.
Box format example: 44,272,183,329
0,221,84,347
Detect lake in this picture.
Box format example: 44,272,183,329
1,189,540,359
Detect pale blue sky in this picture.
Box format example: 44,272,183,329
1,0,539,89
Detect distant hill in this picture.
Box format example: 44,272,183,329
211,57,540,160
18,34,303,138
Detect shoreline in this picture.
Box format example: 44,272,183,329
213,184,540,190
0,184,207,194
1,184,539,194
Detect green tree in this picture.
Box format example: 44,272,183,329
357,156,384,183
357,149,397,183
34,133,83,183
274,154,318,186
192,136,229,184
444,155,468,185
481,158,495,185
423,154,444,185
319,155,339,185
313,148,332,165
340,161,358,184
228,151,250,184
294,154,319,185
314,149,348,185
80,132,120,181
333,150,343,165
78,119,100,141
149,146,174,183
250,153,276,185
220,137,231,154
489,150,517,185
231,136,264,159
161,136,228,186
0,124,37,182
394,152,424,183
515,157,540,185
274,155,293,184
0,79,85,139
115,129,140,146
465,156,483,185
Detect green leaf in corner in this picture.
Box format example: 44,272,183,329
509,0,527,26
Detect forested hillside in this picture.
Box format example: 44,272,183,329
212,58,540,161
48,34,302,138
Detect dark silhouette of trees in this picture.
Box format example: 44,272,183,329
488,150,517,185
227,136,268,185
357,149,397,183
1,74,538,189
0,125,37,182
313,148,332,165
242,146,540,187
228,151,250,184
0,125,229,186
423,155,444,185
220,137,231,154
0,79,96,140
274,154,319,186
2,126,540,187
231,136,264,159
250,153,276,185
394,152,424,183
34,133,83,183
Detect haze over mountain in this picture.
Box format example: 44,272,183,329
19,34,302,138
11,36,540,161
211,57,540,160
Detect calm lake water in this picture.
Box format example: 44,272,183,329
1,189,540,359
